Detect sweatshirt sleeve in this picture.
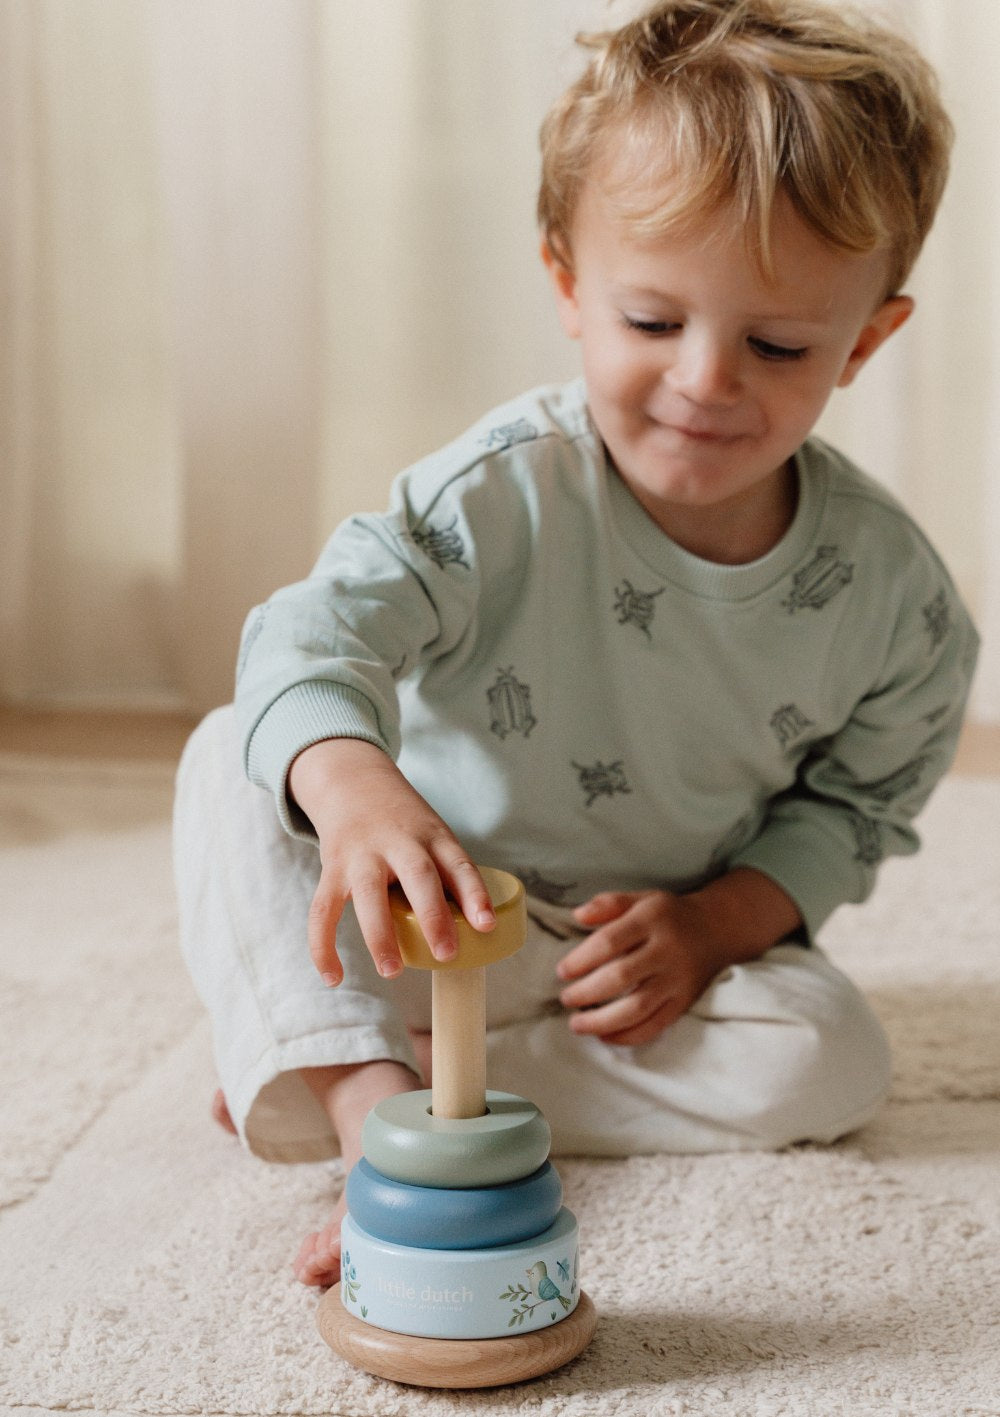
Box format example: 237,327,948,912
730,562,979,940
233,484,480,839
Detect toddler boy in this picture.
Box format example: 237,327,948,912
174,0,978,1287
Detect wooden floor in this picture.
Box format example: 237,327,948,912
1,706,999,774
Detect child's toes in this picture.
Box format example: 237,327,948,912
293,1231,320,1281
294,1225,341,1287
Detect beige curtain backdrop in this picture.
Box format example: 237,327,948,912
1,0,997,718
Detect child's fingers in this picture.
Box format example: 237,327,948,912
392,853,462,963
566,982,675,1040
556,907,645,981
307,869,348,984
438,853,497,933
589,998,684,1047
572,891,639,927
558,943,654,1009
350,866,408,978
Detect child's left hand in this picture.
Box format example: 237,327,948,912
555,891,729,1046
556,872,802,1047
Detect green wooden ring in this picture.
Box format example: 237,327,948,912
361,1089,551,1189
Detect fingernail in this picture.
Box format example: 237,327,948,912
321,971,341,987
378,959,403,978
476,908,495,928
432,941,457,961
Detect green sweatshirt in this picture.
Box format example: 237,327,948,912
235,380,978,939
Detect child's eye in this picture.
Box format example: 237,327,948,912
621,315,677,337
749,337,808,362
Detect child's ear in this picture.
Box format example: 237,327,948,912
541,237,582,340
837,295,914,388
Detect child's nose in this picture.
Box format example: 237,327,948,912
667,335,741,407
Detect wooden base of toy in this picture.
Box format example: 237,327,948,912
317,1285,597,1389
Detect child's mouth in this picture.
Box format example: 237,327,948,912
662,421,744,445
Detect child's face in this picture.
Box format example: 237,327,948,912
544,178,912,561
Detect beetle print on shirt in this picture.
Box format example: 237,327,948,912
480,418,539,452
410,517,470,569
770,704,816,751
572,759,632,807
851,813,883,866
519,868,579,907
613,579,665,638
487,667,537,739
922,589,952,652
782,546,854,613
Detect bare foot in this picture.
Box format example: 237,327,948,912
211,1087,238,1136
294,1059,422,1287
293,1191,350,1287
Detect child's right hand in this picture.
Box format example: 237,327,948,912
287,737,496,985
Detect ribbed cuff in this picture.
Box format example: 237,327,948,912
731,817,867,942
245,680,389,838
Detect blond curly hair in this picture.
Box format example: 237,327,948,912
538,0,953,294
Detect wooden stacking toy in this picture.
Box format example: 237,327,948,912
316,866,597,1388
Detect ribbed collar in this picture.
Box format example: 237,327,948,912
595,424,828,605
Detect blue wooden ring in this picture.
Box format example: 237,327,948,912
346,1158,563,1251
361,1089,551,1188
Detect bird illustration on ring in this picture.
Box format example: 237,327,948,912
525,1260,571,1311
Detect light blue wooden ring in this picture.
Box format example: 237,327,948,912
346,1158,563,1251
361,1089,550,1189
339,1207,581,1340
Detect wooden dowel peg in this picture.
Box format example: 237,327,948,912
431,965,487,1119
388,867,526,1120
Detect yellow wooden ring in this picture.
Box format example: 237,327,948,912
389,865,525,971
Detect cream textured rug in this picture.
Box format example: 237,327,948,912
2,752,999,1417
